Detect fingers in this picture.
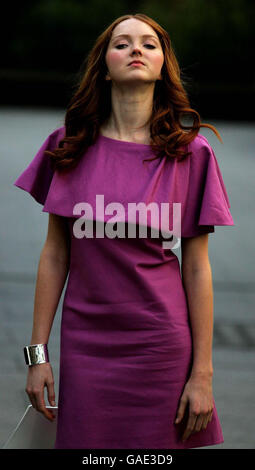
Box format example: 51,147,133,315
182,408,214,442
36,391,50,419
201,409,213,430
25,363,56,421
175,394,188,424
181,410,198,442
46,377,56,407
175,377,215,442
28,393,37,410
193,413,204,433
46,378,56,419
26,388,55,421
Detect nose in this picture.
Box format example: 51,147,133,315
131,47,142,56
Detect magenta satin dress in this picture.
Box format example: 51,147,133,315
13,126,234,449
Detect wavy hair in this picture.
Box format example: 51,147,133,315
45,13,222,172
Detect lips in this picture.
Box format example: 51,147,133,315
128,60,145,66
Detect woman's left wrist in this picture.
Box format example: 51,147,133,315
190,366,213,379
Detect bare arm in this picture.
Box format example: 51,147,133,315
26,213,70,421
30,213,70,344
175,233,214,441
181,233,214,377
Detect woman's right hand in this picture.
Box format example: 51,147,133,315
25,362,56,421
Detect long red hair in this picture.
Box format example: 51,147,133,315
45,13,222,172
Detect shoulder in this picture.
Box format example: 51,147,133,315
187,133,215,167
48,125,66,143
188,133,212,153
31,125,66,161
41,125,66,149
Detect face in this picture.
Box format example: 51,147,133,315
105,18,164,85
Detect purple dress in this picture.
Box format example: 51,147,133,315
13,126,234,449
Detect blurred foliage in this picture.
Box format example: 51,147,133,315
141,0,254,85
2,0,254,80
1,0,254,113
3,0,133,73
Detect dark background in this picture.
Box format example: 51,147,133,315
1,0,254,119
1,0,255,451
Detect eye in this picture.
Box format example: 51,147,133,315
115,44,128,49
115,43,156,49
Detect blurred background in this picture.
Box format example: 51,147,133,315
1,0,254,117
1,0,255,450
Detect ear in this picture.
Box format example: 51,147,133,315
105,71,111,81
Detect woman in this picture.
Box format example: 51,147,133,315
14,13,234,448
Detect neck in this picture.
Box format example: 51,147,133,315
102,82,155,142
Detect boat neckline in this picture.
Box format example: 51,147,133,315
98,133,152,148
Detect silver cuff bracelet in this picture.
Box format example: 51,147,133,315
24,344,49,366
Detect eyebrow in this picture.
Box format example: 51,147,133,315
111,34,159,43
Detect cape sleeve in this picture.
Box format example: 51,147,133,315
13,126,65,210
181,135,235,238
